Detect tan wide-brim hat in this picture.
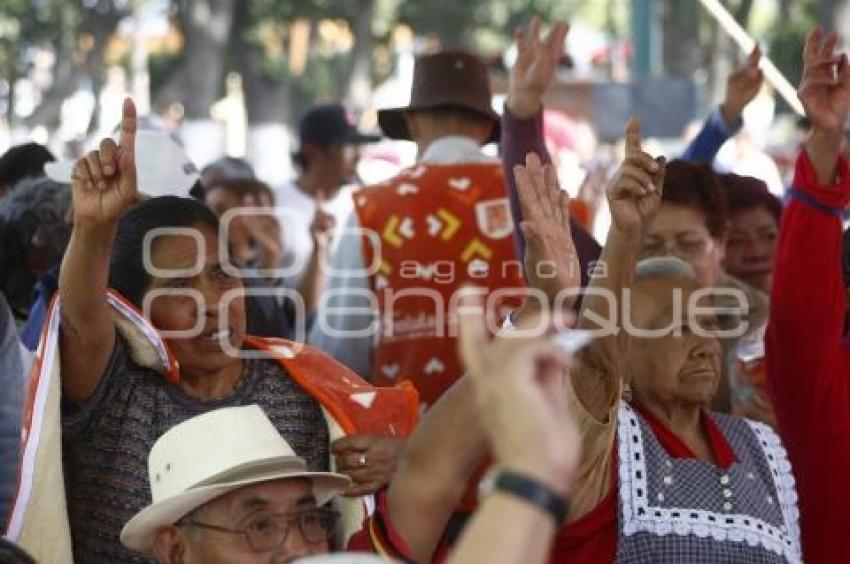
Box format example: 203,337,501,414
120,406,351,555
378,51,501,144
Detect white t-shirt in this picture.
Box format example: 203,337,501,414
274,180,356,289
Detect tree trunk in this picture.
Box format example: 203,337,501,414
84,23,113,136
238,36,291,126
173,0,236,167
236,9,294,185
345,0,375,113
179,0,236,120
22,2,82,129
733,0,755,27
130,0,151,115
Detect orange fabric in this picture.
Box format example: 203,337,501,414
244,336,419,438
354,163,525,407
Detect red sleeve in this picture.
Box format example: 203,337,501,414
766,149,850,434
345,489,416,562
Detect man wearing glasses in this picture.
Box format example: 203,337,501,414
120,405,351,563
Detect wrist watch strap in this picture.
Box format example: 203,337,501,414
492,469,569,524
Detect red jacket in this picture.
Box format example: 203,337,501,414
767,150,850,563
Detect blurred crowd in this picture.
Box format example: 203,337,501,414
1,15,849,564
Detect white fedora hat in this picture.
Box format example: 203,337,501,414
44,129,200,198
120,405,350,555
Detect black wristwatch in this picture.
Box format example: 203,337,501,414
479,469,569,525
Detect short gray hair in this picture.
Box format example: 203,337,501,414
634,256,697,282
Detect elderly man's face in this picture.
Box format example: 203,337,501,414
154,479,333,564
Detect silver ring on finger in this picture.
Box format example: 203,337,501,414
358,453,367,467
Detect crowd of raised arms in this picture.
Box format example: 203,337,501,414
2,15,850,564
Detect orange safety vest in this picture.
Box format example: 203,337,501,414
354,162,525,407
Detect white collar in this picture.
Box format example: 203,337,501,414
419,136,495,165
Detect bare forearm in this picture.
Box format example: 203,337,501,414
568,226,639,419
578,226,639,330
448,494,556,564
387,378,488,563
59,224,117,401
60,225,115,328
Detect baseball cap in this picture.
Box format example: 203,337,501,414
297,104,380,150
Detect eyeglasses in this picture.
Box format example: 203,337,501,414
181,507,338,552
640,237,714,261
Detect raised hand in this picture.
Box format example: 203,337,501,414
607,119,665,233
507,17,568,118
237,193,284,270
514,152,580,306
72,98,138,228
799,28,850,184
722,45,764,124
309,190,336,253
253,215,284,271
457,291,578,495
799,28,850,134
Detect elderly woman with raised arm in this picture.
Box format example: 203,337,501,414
516,119,798,563
504,20,776,416
5,99,416,564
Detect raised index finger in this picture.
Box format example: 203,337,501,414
625,117,642,157
119,98,137,156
